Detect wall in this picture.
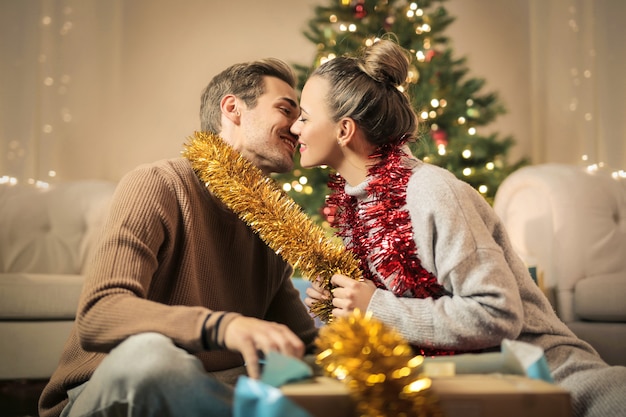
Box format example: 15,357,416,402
2,0,623,184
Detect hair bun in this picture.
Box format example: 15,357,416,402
359,39,411,87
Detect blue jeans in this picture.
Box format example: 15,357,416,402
60,332,245,417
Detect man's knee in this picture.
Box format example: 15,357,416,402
98,332,199,391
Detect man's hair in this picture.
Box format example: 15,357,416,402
199,58,297,133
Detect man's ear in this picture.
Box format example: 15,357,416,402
337,117,356,146
221,95,241,124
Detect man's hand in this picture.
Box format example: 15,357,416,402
223,316,305,379
303,277,331,308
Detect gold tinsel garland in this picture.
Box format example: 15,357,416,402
182,132,363,322
316,310,442,417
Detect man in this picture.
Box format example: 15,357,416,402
39,58,318,417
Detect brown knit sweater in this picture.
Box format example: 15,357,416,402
38,158,318,417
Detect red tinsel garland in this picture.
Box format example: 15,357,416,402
326,143,460,357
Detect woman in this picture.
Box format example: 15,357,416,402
290,38,626,417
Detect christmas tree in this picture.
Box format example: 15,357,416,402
275,0,527,227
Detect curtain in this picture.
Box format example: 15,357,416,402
0,0,120,186
529,0,626,174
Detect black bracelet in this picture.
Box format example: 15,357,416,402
213,313,226,349
201,313,212,350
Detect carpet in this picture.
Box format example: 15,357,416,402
0,379,46,417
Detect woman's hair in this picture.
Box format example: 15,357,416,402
199,58,297,133
312,38,418,147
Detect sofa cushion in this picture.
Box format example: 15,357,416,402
574,273,626,322
0,180,116,274
0,273,84,319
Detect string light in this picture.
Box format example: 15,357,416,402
3,7,75,185
320,53,336,65
0,176,18,185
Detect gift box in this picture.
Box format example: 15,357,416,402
280,374,572,417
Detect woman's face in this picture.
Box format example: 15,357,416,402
290,76,343,169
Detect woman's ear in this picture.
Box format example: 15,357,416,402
336,117,356,146
221,95,241,124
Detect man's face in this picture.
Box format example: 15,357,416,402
235,77,300,175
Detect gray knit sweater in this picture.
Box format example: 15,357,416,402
345,159,626,417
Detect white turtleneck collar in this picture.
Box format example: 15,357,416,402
344,176,370,199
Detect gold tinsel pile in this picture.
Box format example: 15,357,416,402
182,132,363,322
316,310,442,417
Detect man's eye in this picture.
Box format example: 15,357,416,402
280,107,291,115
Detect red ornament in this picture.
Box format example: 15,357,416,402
321,203,337,224
353,0,367,19
431,129,448,146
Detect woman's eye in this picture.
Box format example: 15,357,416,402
298,117,307,123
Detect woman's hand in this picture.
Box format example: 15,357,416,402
327,274,377,318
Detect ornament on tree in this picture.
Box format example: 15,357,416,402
316,310,443,417
431,129,448,146
353,0,367,19
466,107,481,118
321,203,337,224
384,15,395,30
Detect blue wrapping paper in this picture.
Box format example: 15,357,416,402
233,351,314,417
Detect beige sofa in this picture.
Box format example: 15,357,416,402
0,180,116,380
494,164,626,366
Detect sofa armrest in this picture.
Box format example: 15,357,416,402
494,164,626,323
